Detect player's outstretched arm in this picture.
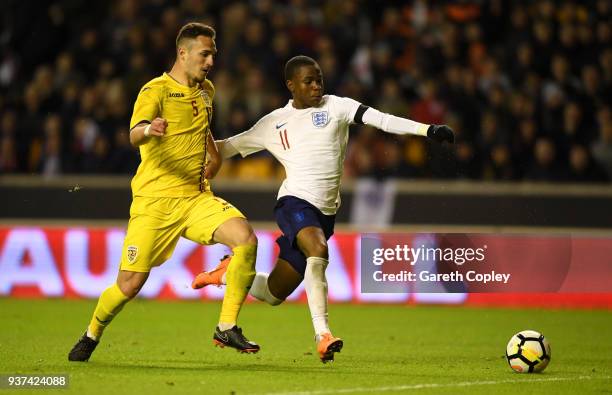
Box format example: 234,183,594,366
129,117,167,147
215,139,240,160
359,106,454,144
215,116,267,159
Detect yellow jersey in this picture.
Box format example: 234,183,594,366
129,73,214,197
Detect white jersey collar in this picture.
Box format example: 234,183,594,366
285,96,329,111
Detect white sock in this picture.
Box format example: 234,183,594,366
86,327,99,341
249,273,282,306
304,257,330,336
217,322,235,331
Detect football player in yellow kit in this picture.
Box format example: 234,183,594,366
69,23,259,361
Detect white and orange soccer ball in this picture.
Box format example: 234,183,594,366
506,330,551,373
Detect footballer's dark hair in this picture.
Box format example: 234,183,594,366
176,23,216,49
284,55,319,81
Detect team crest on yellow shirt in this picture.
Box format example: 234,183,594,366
126,246,138,264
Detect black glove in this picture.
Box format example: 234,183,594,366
427,124,454,144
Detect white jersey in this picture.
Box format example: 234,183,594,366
225,95,361,215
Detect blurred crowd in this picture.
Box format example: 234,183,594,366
0,0,611,182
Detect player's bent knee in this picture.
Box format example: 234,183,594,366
118,279,145,299
219,219,258,248
117,282,140,299
240,230,258,246
297,233,328,258
305,242,328,259
231,232,257,251
117,271,148,299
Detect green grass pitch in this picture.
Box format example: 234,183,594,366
0,299,610,394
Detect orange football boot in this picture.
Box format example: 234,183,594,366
316,333,343,363
192,255,231,289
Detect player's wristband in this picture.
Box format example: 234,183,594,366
144,124,151,137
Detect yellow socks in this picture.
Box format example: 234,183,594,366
87,283,130,340
218,244,257,329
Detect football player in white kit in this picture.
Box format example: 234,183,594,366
193,55,454,362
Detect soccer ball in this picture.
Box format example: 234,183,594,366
506,330,551,373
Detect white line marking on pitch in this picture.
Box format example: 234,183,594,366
262,375,611,395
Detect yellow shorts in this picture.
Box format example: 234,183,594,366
119,192,245,273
